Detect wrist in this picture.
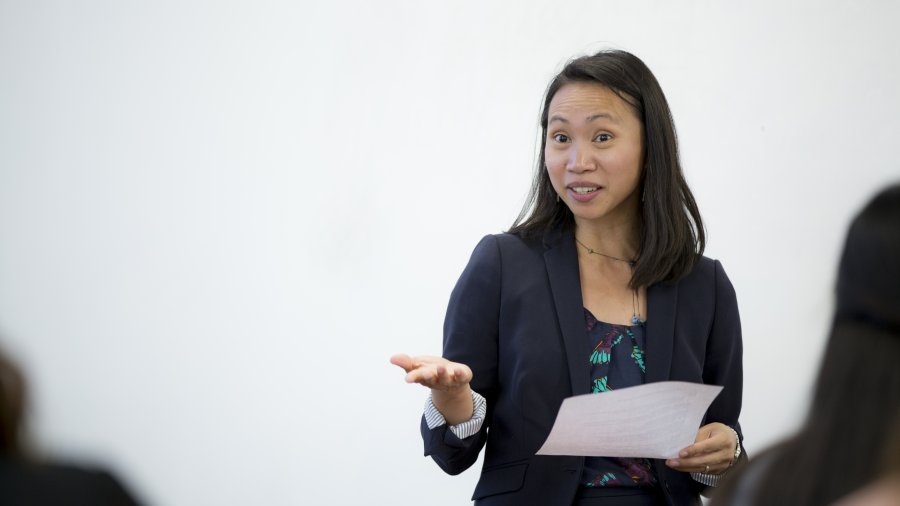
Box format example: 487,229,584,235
728,426,741,466
432,385,474,424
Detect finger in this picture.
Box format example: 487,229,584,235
405,364,438,385
673,428,709,458
680,424,729,457
455,364,473,383
687,436,730,456
678,442,716,459
441,366,457,385
390,353,415,372
411,355,445,365
665,456,730,474
678,449,731,470
693,426,712,443
435,365,466,388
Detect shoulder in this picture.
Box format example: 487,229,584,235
666,256,739,311
457,233,547,290
468,232,544,262
676,256,735,290
482,231,541,249
0,460,139,505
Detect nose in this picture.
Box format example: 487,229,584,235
566,143,594,172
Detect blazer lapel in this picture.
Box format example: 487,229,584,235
543,229,591,396
645,280,677,384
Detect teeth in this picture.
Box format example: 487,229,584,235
572,187,598,194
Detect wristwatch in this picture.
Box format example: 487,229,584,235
729,427,741,463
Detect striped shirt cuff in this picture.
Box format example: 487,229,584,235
423,390,487,439
691,470,726,487
691,429,742,487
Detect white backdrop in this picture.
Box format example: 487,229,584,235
1,1,899,504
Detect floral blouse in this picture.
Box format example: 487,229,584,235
581,308,658,489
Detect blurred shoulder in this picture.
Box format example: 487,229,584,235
0,459,141,506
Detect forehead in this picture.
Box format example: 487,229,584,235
548,82,637,121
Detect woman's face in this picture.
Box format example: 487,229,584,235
545,82,645,228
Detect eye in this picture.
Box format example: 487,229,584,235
552,133,570,143
594,133,612,143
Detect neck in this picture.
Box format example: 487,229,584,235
573,215,640,261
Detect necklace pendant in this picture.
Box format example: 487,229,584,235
631,314,642,325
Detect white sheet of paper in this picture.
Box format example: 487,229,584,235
536,381,723,459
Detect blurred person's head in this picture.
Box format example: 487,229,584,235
0,346,142,505
0,346,27,457
713,183,900,506
835,184,900,330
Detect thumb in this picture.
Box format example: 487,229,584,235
694,425,713,443
390,353,415,372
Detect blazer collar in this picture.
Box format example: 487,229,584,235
542,226,678,392
644,281,677,384
543,227,591,396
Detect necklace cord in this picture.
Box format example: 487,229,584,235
574,236,644,325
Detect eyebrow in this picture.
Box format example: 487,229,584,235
548,113,616,124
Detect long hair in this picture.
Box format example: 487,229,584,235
714,183,900,506
509,50,704,288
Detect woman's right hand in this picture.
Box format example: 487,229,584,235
390,353,475,425
390,353,472,391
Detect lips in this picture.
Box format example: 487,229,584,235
566,182,603,202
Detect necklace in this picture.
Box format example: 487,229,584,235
574,236,644,325
574,237,636,267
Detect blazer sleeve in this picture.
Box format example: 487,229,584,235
421,235,501,475
702,260,747,457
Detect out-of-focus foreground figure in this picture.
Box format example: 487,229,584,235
712,183,900,506
0,345,141,506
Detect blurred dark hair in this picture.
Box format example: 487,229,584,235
509,49,704,288
0,346,27,456
835,185,900,331
713,183,900,506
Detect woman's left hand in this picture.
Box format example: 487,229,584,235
664,422,736,475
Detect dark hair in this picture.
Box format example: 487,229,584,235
0,346,27,456
835,185,900,331
509,49,704,288
713,183,900,506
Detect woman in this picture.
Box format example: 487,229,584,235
392,50,745,506
711,184,900,506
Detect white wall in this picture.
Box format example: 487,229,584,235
1,1,898,504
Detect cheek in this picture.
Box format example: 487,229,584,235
609,150,642,178
545,163,565,190
544,152,566,178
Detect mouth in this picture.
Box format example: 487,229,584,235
569,186,600,195
565,183,603,202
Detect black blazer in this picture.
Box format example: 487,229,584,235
421,229,745,506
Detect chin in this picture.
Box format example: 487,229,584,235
569,201,635,225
